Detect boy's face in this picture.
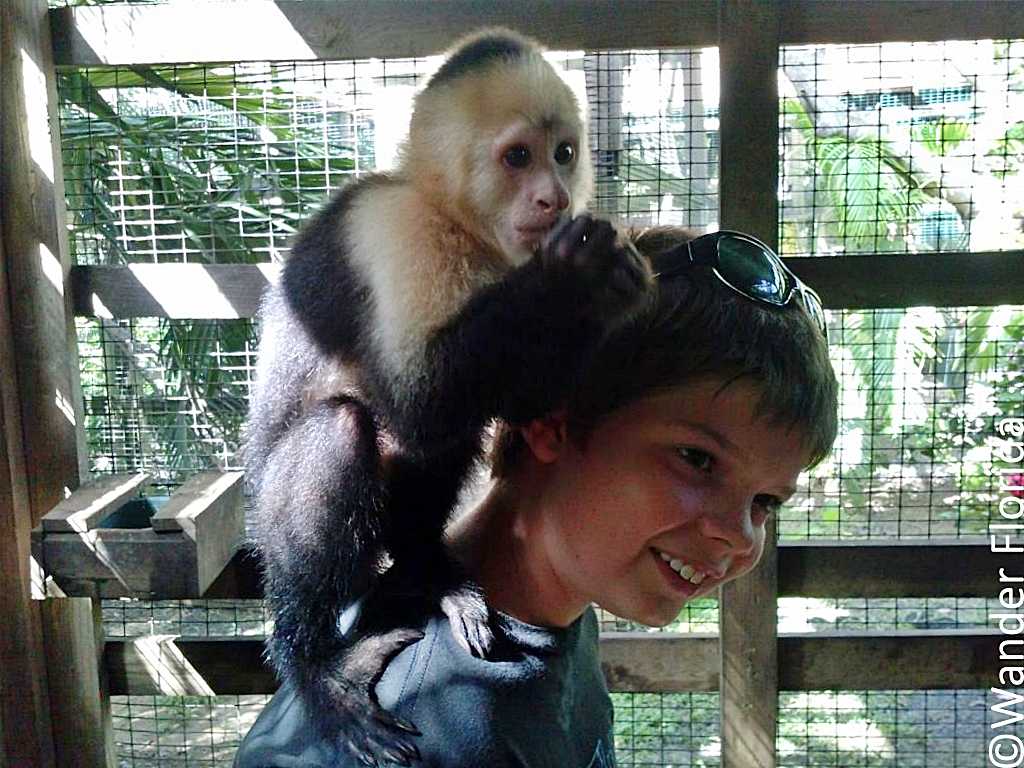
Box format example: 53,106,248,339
535,377,811,627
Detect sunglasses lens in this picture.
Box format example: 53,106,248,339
717,236,788,305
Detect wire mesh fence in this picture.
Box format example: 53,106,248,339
779,39,1024,256
54,33,1024,768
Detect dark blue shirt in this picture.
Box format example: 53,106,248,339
234,607,616,767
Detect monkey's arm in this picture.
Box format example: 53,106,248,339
385,216,652,450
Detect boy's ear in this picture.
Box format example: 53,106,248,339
520,409,570,464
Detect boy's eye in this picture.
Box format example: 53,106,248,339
676,447,714,473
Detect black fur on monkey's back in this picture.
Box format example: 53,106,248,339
243,29,653,768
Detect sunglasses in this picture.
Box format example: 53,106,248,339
651,230,828,340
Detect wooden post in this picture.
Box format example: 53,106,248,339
717,1,781,767
40,598,113,767
1,0,105,765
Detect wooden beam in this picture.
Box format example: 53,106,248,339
105,636,271,696
601,634,720,693
48,1,1024,67
69,250,1024,320
779,1,1024,45
788,250,1024,310
718,0,780,765
102,629,1009,695
204,537,1009,600
40,472,148,533
777,537,1014,599
777,630,1005,690
72,263,278,319
39,599,113,768
50,1,719,66
1,0,88,764
1,0,86,522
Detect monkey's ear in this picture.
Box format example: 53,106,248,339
519,409,569,464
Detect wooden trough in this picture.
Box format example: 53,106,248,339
31,471,244,599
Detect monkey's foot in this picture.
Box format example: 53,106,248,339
325,628,425,767
440,581,493,657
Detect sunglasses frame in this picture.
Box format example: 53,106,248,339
652,230,828,339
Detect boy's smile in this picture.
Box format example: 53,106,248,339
527,376,811,628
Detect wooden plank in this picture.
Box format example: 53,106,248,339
39,598,113,768
1,0,85,763
780,1,1024,45
601,633,720,692
205,537,1009,600
201,546,264,599
41,472,148,533
104,636,271,696
717,1,780,766
3,1,86,520
49,0,1024,67
49,1,719,67
69,250,1024,320
0,232,57,765
777,630,1005,690
150,470,241,532
777,537,1011,598
35,529,202,599
102,629,1009,695
72,264,279,320
788,250,1024,310
151,471,245,595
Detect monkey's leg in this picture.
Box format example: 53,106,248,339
254,397,423,767
371,440,493,657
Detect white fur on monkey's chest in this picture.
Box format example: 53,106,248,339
344,184,505,377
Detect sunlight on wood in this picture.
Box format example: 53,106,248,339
72,3,316,65
19,47,54,183
128,264,240,318
132,635,216,696
38,243,63,296
54,387,75,427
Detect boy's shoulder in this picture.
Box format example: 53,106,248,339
234,608,607,767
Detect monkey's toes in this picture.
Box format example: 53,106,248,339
440,588,493,658
329,682,423,767
341,714,421,768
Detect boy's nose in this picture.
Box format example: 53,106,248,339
698,503,758,557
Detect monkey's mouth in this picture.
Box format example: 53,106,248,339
515,223,558,247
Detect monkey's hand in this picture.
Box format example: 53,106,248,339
539,214,654,330
320,629,426,767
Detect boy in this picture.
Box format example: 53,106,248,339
235,225,838,767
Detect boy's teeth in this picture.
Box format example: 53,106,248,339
656,550,706,585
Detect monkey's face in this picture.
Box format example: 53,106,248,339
529,378,810,628
475,117,585,264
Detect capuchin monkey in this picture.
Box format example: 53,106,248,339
244,29,653,766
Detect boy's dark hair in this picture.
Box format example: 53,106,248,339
491,225,840,476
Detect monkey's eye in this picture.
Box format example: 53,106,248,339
554,142,575,165
503,145,531,169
